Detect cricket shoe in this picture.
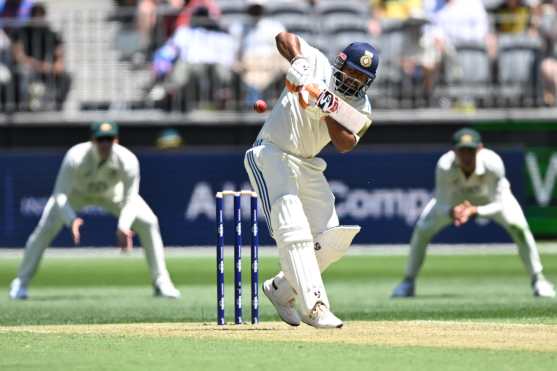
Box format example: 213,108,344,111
263,278,300,326
9,278,28,300
391,278,415,298
154,277,181,299
533,276,556,298
300,302,343,329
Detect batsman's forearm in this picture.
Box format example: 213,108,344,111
325,117,356,153
275,32,302,62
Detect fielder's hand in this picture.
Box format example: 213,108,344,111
71,218,84,245
286,56,311,90
117,229,134,253
452,201,477,227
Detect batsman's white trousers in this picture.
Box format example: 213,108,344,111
16,194,172,286
244,140,339,312
405,191,544,279
244,140,339,238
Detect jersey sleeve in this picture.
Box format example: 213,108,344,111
297,35,325,68
476,153,508,217
53,151,78,226
117,155,141,231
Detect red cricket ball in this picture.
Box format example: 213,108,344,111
254,99,267,113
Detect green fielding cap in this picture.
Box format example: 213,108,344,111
452,128,481,149
91,121,118,138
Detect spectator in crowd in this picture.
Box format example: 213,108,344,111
0,28,15,111
130,0,219,61
229,0,287,105
11,3,71,110
134,0,184,61
174,0,220,29
540,0,557,105
494,0,538,35
368,0,431,103
149,6,236,111
418,0,496,96
0,0,34,31
425,0,495,56
368,0,425,37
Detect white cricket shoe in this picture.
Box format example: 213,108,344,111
533,277,556,298
263,279,300,327
154,277,181,299
9,278,28,300
392,279,415,298
300,302,343,329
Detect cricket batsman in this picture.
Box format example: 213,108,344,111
392,128,555,298
9,121,181,300
244,31,379,328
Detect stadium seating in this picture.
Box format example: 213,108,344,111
0,0,551,113
438,41,493,107
497,34,543,106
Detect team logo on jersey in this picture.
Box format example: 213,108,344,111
316,90,339,114
100,122,113,132
360,51,374,68
314,242,322,251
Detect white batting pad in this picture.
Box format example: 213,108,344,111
271,195,329,314
314,225,361,272
278,240,330,314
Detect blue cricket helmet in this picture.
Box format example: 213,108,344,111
332,42,379,97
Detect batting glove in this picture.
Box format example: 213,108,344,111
286,56,311,89
300,82,329,117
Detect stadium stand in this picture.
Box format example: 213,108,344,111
0,0,554,115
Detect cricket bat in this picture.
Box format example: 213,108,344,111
302,83,372,135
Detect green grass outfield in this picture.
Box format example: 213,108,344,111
1,247,557,370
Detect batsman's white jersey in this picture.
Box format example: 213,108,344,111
14,141,175,289
244,36,372,318
256,37,372,159
405,148,544,279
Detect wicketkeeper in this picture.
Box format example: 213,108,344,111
9,121,181,300
392,128,555,298
244,31,379,328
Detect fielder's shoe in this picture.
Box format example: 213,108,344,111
391,278,415,298
263,278,300,326
300,302,343,329
154,277,181,299
9,278,28,300
533,276,556,298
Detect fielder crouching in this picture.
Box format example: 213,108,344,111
244,31,379,328
392,128,555,298
9,121,180,300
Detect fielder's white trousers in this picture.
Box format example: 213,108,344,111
244,140,339,310
17,194,172,286
405,191,544,279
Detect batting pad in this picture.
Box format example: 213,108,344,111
314,225,361,272
278,241,330,315
271,195,330,314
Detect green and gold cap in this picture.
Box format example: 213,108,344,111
91,121,118,139
452,128,481,149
